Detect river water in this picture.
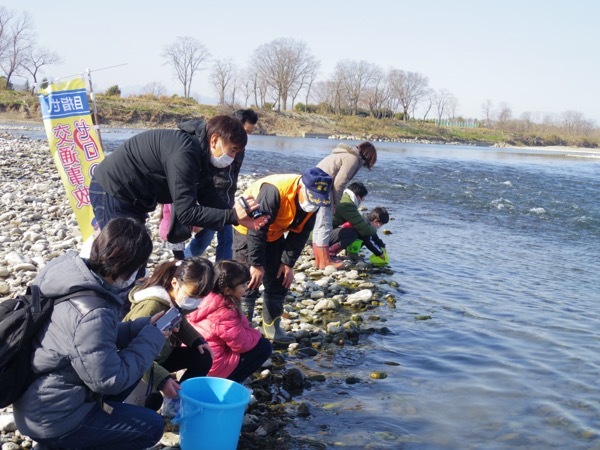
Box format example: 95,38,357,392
3,124,600,449
244,136,600,450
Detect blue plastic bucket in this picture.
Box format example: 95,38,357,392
172,377,251,450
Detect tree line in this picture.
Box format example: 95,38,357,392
159,35,598,138
0,6,597,139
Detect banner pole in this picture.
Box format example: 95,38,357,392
86,68,103,147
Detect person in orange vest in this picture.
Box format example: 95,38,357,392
233,167,333,344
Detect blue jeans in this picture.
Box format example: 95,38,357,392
89,178,147,229
184,225,233,261
35,386,163,450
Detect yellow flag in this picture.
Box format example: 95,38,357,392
38,78,104,241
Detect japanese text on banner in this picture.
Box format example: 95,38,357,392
38,78,104,241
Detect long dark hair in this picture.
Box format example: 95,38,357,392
139,256,214,298
88,217,152,281
357,141,377,169
212,260,249,306
212,260,250,310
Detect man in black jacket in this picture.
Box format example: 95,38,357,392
89,115,266,242
184,109,259,260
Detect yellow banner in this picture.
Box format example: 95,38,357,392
38,78,104,241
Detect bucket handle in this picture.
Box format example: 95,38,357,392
171,405,205,425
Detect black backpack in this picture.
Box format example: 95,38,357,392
0,284,106,408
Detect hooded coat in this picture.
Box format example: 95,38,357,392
316,143,363,208
187,292,262,379
123,286,206,390
13,251,165,439
93,120,235,231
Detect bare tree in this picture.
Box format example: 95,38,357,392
0,7,14,64
315,70,347,115
312,80,336,113
518,111,535,133
560,110,595,137
448,96,458,120
162,36,210,99
300,64,319,112
497,102,512,129
290,59,319,110
20,47,61,92
237,67,252,108
141,81,166,97
388,69,429,121
363,65,389,118
420,88,434,120
334,59,374,115
434,88,455,122
481,99,493,127
0,9,33,88
248,67,269,108
250,38,318,111
211,58,236,106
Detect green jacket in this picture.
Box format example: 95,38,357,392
332,192,378,238
124,285,205,391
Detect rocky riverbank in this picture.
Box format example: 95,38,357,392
0,133,399,450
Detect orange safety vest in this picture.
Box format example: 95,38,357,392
234,174,314,242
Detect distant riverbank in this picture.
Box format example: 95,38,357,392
1,104,599,151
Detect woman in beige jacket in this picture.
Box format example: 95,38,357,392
313,141,377,269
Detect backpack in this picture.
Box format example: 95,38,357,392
0,284,106,408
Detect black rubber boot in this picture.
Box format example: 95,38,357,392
262,295,295,344
241,297,256,322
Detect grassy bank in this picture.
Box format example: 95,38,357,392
1,90,598,148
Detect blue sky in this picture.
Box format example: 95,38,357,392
5,0,599,123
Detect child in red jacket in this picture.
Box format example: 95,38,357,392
187,260,272,382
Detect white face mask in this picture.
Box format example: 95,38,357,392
113,271,138,290
210,153,235,168
300,198,319,213
179,296,203,311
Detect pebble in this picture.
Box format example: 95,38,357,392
314,298,338,312
346,289,374,305
2,443,20,450
310,290,325,299
0,133,399,449
0,414,16,432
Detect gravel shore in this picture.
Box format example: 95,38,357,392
0,133,399,450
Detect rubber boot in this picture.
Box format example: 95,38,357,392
240,297,256,323
262,295,295,344
329,242,343,256
313,245,344,270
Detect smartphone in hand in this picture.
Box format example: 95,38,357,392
238,197,264,219
154,307,182,332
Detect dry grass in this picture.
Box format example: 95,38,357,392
0,90,597,147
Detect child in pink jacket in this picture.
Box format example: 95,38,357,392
158,203,185,260
187,260,272,382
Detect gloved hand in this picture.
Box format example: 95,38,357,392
369,248,389,267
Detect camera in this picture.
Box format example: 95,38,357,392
154,307,182,332
238,197,263,219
